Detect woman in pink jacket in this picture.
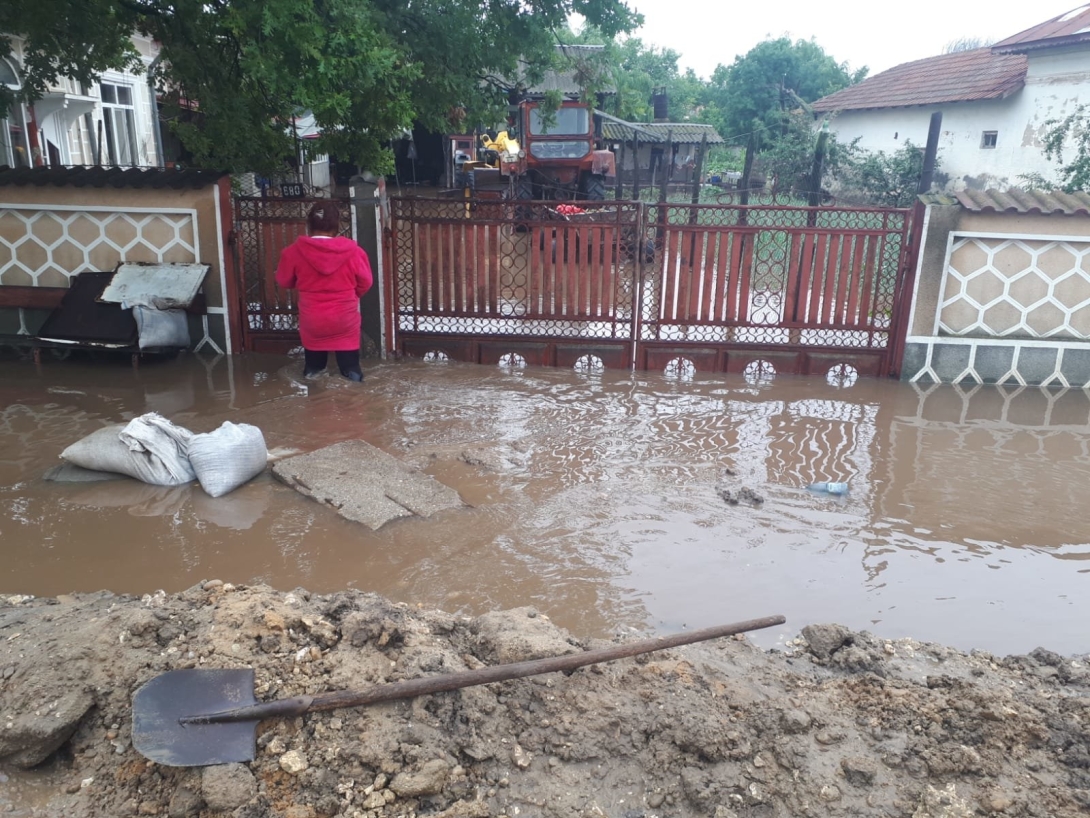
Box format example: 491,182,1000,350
275,202,373,381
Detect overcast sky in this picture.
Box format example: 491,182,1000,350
622,1,1084,79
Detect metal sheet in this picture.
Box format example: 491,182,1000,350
100,262,210,309
37,272,138,346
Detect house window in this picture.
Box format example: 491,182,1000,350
0,58,29,168
100,82,139,166
2,119,29,168
981,131,998,149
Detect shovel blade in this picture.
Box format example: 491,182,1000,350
132,668,259,767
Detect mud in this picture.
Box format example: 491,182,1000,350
2,584,1089,818
4,353,1090,657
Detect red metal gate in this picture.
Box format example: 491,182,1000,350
386,197,643,368
385,196,919,377
638,202,917,378
233,196,352,353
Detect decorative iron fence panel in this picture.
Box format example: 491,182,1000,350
638,203,914,376
386,196,917,376
234,196,352,352
387,197,643,367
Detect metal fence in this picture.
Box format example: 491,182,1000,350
234,196,352,353
386,196,917,378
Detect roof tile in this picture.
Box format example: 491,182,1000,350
994,5,1090,51
0,165,228,189
812,48,1026,113
601,122,723,144
954,187,1090,215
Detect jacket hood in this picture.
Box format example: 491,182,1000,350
294,235,358,274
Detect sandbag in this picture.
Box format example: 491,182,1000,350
188,422,267,497
133,306,190,350
60,414,196,486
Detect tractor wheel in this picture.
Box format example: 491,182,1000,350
581,173,606,201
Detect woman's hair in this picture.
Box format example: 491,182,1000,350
307,202,340,235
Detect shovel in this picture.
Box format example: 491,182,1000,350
132,614,785,766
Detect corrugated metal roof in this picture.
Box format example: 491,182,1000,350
811,48,1026,113
0,165,228,189
514,45,616,97
993,5,1090,52
954,188,1090,215
601,121,724,144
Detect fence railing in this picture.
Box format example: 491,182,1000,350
384,195,917,375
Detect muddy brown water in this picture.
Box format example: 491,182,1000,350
2,351,1089,656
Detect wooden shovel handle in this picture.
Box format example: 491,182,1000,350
184,615,785,725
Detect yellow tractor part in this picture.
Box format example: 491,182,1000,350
480,131,521,158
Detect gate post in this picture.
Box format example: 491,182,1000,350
886,199,926,377
630,201,648,370
350,175,385,358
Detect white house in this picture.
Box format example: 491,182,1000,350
812,6,1090,192
1,33,162,169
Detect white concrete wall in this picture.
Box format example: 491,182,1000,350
822,46,1090,192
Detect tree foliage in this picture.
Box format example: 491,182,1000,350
756,112,842,195
556,27,702,123
701,38,866,148
1038,104,1090,192
1,0,641,174
833,141,928,207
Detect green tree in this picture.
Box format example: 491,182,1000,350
1,0,641,174
703,37,865,147
834,140,928,207
1037,104,1090,192
756,111,845,195
559,28,702,123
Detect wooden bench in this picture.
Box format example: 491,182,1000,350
0,284,208,367
0,285,208,314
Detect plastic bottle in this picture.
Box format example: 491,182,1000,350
807,481,849,496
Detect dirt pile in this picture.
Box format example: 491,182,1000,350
1,584,1088,817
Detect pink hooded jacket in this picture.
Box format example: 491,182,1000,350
275,236,373,351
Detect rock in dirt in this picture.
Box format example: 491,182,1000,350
0,690,94,768
472,606,576,664
278,749,308,774
167,785,203,817
390,758,450,797
201,763,255,811
802,622,852,660
840,756,879,787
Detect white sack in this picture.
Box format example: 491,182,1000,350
133,305,190,350
188,422,267,497
61,413,196,486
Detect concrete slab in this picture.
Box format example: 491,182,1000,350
271,440,465,530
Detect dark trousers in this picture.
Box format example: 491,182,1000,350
304,348,362,378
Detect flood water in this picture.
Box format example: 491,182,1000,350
2,351,1089,656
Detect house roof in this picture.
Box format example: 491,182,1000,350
505,45,616,98
954,187,1090,215
601,121,724,145
993,5,1090,53
811,48,1027,113
0,165,228,189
